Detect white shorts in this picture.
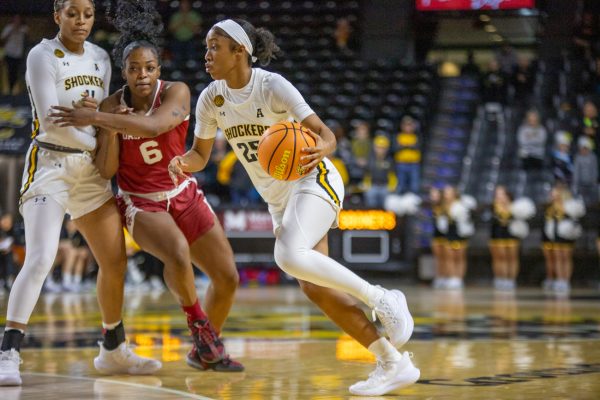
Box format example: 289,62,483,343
19,142,113,219
268,158,344,235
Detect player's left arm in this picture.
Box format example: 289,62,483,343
49,82,191,138
299,113,337,171
267,74,337,170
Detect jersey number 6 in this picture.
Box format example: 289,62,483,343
139,141,163,165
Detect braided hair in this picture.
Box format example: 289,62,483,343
108,0,163,68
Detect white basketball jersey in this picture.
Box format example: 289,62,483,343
196,68,315,205
25,37,111,150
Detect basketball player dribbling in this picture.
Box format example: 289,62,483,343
48,0,242,372
168,18,420,396
0,0,161,386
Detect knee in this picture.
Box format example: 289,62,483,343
22,249,56,282
163,241,191,272
273,240,298,275
211,264,239,293
298,280,323,303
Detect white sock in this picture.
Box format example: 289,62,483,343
73,274,82,284
63,273,73,286
362,285,385,308
102,320,121,330
368,337,402,362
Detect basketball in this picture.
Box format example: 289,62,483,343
257,121,316,181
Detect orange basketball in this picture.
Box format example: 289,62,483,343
258,121,316,181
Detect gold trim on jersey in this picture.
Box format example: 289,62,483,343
20,143,39,197
31,118,40,139
316,161,340,207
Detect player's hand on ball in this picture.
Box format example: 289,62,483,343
300,128,329,172
168,156,188,186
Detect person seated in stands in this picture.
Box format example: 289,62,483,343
573,11,599,61
551,131,573,185
349,121,372,183
0,213,16,294
167,0,202,65
460,50,480,78
494,43,518,76
393,116,421,195
579,100,599,145
481,59,508,109
517,109,548,172
218,149,261,206
332,18,358,54
572,136,598,206
511,57,534,107
362,135,396,209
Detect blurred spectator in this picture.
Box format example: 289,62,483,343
460,50,480,78
579,100,599,141
495,43,518,75
511,57,534,107
556,99,580,134
330,120,353,167
517,109,547,172
572,136,598,206
62,219,93,292
0,213,16,293
482,59,508,108
573,11,599,61
1,15,28,94
168,0,202,65
362,135,396,208
218,150,260,206
349,121,372,182
551,131,573,185
332,18,358,54
393,116,421,194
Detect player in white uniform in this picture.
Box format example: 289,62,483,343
169,19,420,396
0,0,160,386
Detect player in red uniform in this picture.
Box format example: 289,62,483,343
51,0,242,371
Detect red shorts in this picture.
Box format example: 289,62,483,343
116,181,215,244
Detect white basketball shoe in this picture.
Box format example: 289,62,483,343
94,342,162,375
349,351,420,396
373,287,414,348
0,349,22,386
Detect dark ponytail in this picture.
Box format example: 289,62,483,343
215,19,282,66
109,0,163,68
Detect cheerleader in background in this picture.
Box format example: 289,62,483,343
442,186,476,290
542,184,585,296
430,187,449,288
489,186,536,291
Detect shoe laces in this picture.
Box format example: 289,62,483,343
0,349,22,368
193,320,223,361
372,296,398,330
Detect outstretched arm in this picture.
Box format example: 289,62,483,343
49,82,191,138
93,95,124,179
168,136,215,185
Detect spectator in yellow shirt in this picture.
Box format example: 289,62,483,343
393,116,421,194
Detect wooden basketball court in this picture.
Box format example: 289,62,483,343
1,284,599,399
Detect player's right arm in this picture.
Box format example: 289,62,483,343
94,93,122,179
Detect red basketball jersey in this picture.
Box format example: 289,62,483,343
117,80,190,193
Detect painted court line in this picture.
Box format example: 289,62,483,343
24,372,214,400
